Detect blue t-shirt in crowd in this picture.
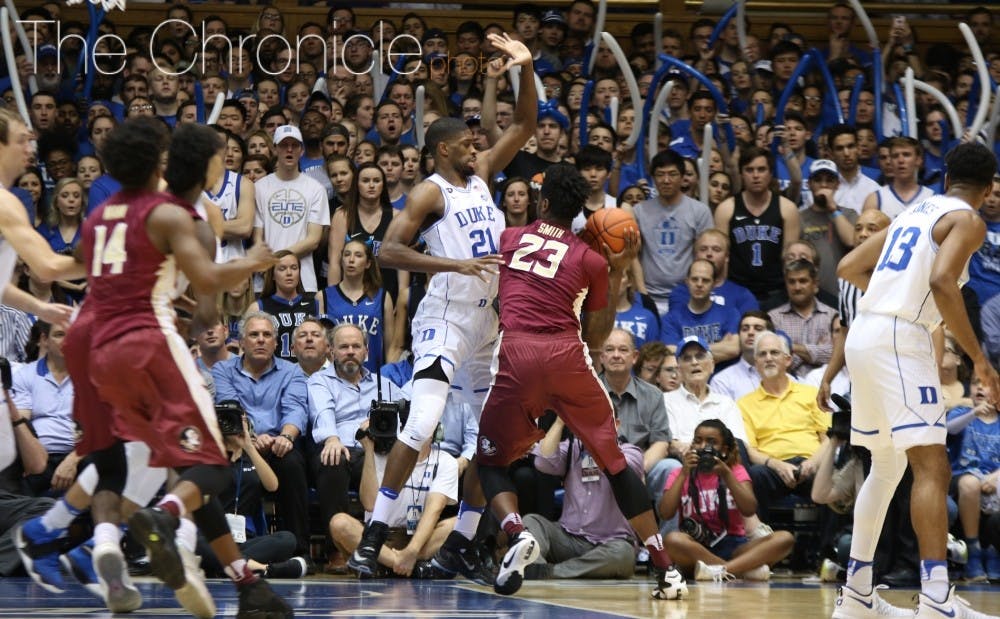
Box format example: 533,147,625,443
660,301,741,346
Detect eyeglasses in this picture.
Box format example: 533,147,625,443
129,104,154,112
679,351,709,363
804,95,822,102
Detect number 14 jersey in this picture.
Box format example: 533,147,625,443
498,220,610,334
858,194,973,330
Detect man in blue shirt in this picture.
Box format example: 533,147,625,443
308,323,399,563
668,229,759,318
660,259,741,363
213,312,310,557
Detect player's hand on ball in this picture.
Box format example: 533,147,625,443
603,228,640,271
458,254,503,282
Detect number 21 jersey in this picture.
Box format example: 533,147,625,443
858,195,973,330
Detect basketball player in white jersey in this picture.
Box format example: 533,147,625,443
862,136,935,220
835,142,1000,618
348,33,537,579
0,108,83,323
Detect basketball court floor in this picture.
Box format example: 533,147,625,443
2,576,999,618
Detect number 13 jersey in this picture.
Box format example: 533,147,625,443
421,174,504,303
498,220,609,334
859,195,973,330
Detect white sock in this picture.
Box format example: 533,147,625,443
453,502,484,541
920,560,950,602
176,517,198,553
644,533,664,551
370,487,400,526
41,498,80,532
845,447,907,594
158,493,186,518
94,522,122,548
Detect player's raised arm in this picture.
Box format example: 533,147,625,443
836,226,889,292
0,192,84,282
477,33,537,178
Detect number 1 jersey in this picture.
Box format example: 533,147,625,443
498,220,610,334
82,190,198,348
858,194,973,330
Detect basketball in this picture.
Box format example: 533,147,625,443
582,208,638,254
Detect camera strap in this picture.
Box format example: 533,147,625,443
687,474,730,536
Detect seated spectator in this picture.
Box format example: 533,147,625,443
194,320,233,373
739,331,829,521
656,354,682,393
439,394,477,480
212,312,311,557
599,329,678,504
522,415,641,580
662,419,794,581
667,228,759,320
949,377,1000,581
614,268,660,349
291,318,330,377
634,341,668,385
197,401,305,579
308,323,399,571
12,322,78,497
710,311,775,402
768,259,836,377
660,259,740,363
329,419,457,578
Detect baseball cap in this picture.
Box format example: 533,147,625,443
541,10,567,26
235,88,258,103
273,125,303,145
675,335,710,359
422,28,447,44
37,44,58,60
809,159,839,179
754,60,774,74
465,114,482,126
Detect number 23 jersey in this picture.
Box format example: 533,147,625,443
421,174,504,303
858,194,973,330
498,220,610,334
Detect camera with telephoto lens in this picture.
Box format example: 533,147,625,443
356,398,410,454
829,393,852,441
680,517,713,546
216,400,247,436
696,445,721,472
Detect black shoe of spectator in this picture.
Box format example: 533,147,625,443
432,532,495,586
348,521,388,578
881,566,919,587
524,563,552,580
265,557,308,579
236,578,293,618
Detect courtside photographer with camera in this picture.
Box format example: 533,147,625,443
661,419,794,582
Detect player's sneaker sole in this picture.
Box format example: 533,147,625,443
94,543,143,613
14,523,66,593
175,545,216,619
128,508,184,589
494,532,539,596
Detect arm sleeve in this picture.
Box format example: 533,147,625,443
211,362,239,404
309,183,331,226
10,364,32,410
533,440,571,476
279,369,310,433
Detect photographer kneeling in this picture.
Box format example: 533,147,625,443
329,409,458,578
661,419,794,581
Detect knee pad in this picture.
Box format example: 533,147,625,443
122,442,168,507
93,442,127,495
77,463,98,496
192,496,231,541
397,377,450,450
179,464,233,498
606,467,651,520
479,464,515,503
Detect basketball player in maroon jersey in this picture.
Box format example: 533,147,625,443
78,120,289,617
463,164,685,597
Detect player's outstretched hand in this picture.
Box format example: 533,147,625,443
816,380,833,413
37,303,73,328
246,242,278,271
974,358,1000,409
487,33,532,71
603,228,640,271
457,254,503,282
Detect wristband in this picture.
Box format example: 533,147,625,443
11,417,26,427
280,433,295,443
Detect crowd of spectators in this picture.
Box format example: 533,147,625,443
1,0,1000,585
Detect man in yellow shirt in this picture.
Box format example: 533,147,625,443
738,331,830,520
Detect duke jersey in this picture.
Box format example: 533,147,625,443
257,293,318,361
498,220,609,333
858,195,973,329
421,174,504,303
205,170,245,261
728,192,785,297
321,284,386,371
82,190,196,348
873,184,936,220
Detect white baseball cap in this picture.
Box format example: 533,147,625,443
273,125,303,145
809,159,839,178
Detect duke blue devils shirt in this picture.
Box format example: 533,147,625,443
321,285,386,371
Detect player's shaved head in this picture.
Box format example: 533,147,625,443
539,163,587,222
425,117,469,154
100,117,171,191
